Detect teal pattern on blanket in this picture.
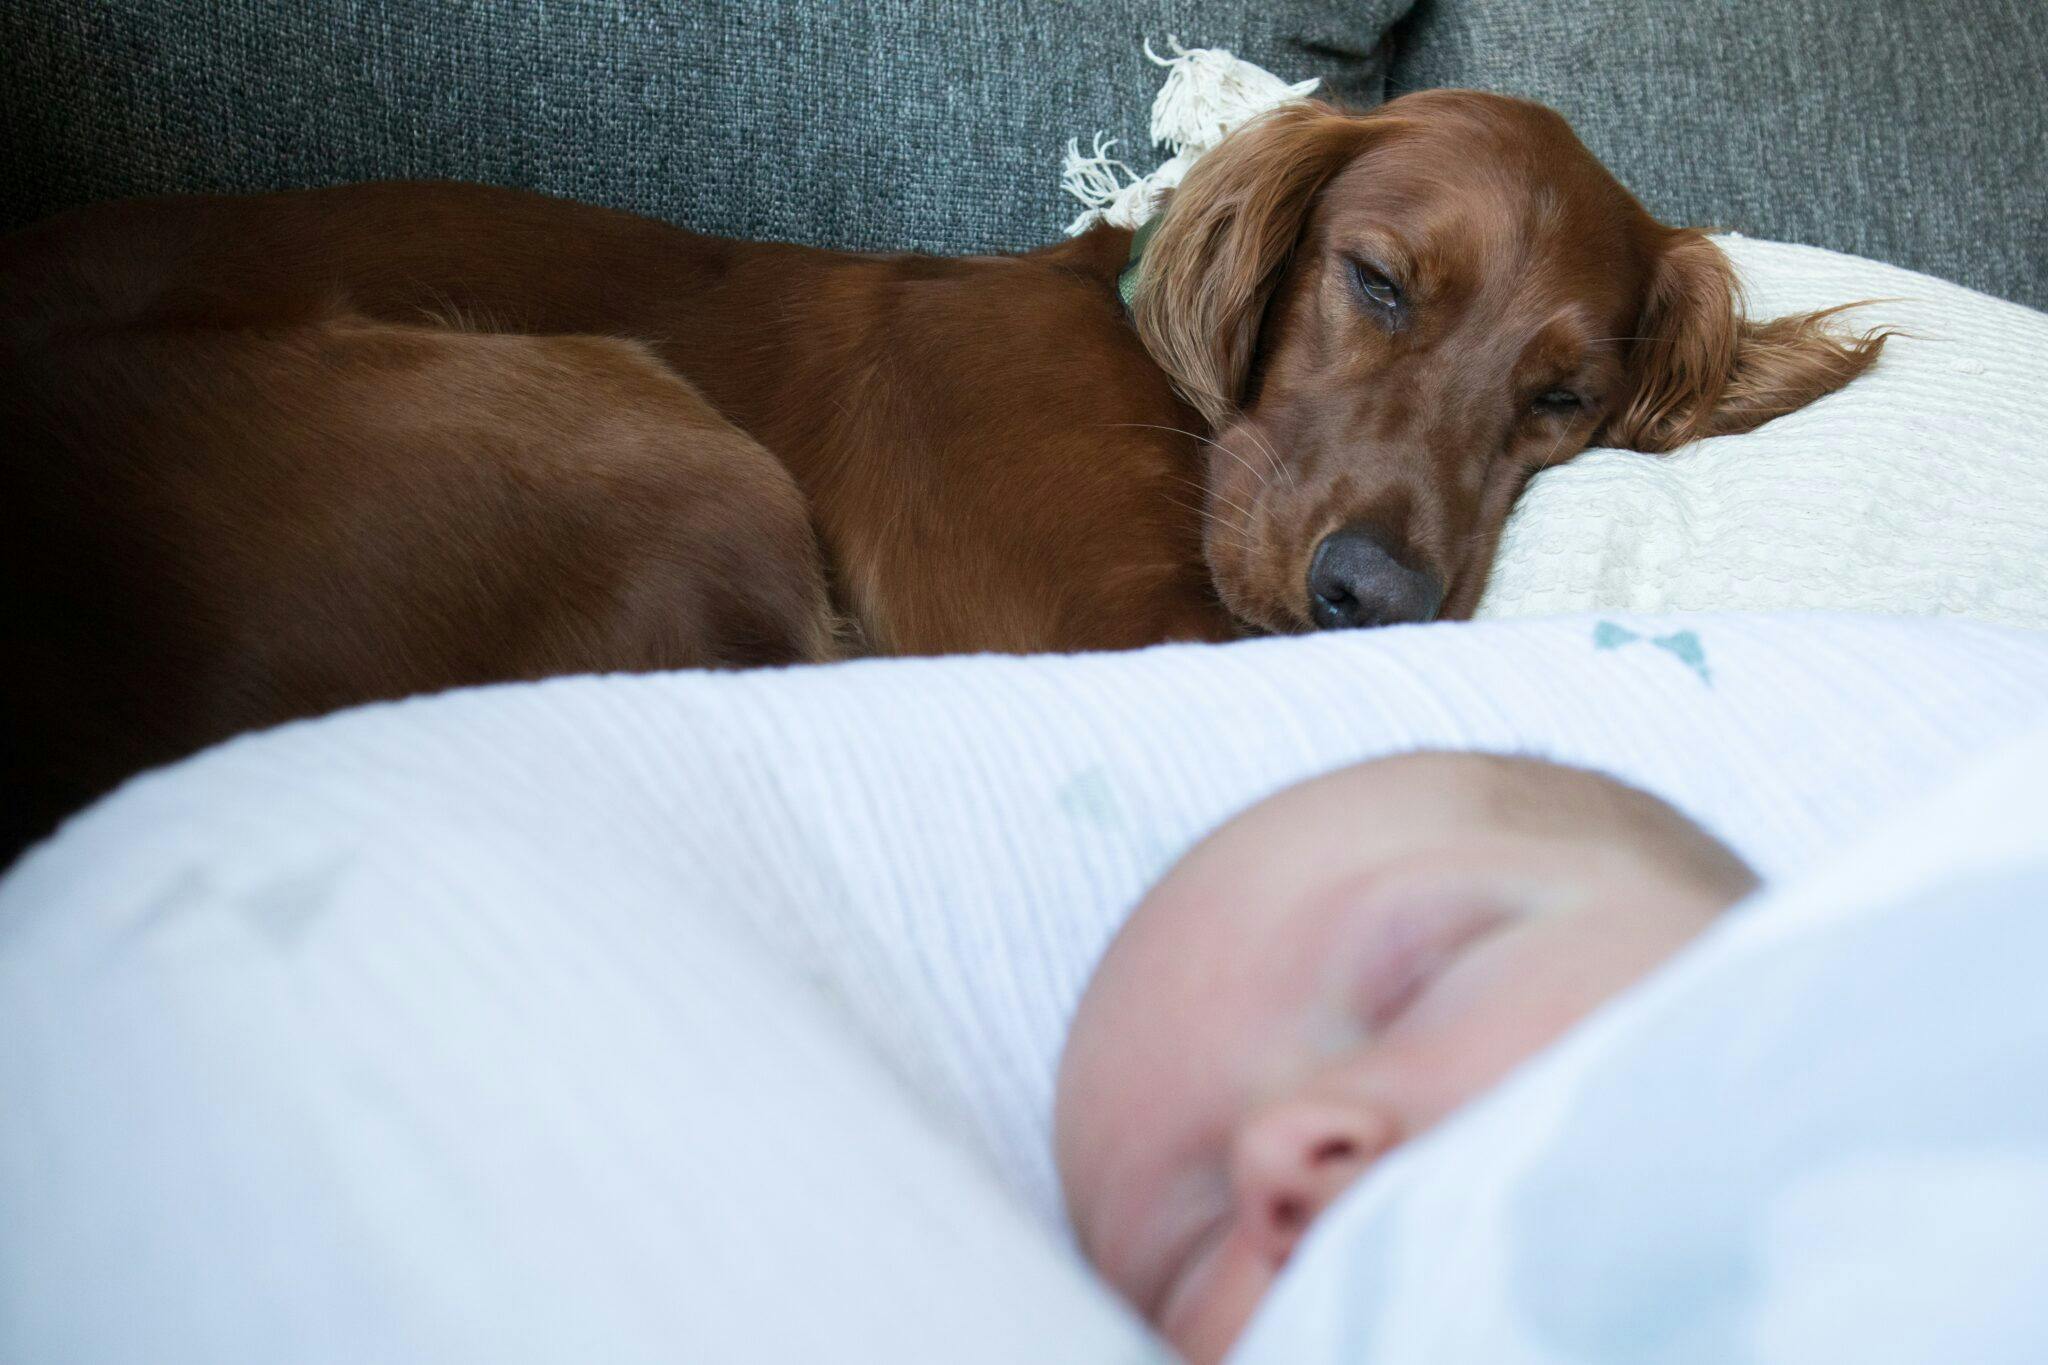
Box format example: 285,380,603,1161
1056,767,1127,831
1593,621,1712,686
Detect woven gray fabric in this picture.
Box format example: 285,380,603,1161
0,0,1406,255
1388,0,2048,310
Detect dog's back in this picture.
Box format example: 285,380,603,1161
1,190,836,860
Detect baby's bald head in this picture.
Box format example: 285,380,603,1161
1057,753,1754,1363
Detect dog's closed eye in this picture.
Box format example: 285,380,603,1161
1347,257,1405,327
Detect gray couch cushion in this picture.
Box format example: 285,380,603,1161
1388,0,2048,310
1,0,1408,255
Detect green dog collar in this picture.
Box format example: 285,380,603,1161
1117,214,1162,312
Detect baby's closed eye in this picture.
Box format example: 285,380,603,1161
1347,883,1515,1031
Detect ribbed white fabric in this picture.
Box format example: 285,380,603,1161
3,614,2046,1362
1481,237,2048,628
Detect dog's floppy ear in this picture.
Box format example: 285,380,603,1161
1606,228,1890,453
1132,102,1371,430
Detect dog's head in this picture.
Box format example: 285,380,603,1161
1133,90,1886,631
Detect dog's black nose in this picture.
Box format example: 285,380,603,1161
1306,527,1444,630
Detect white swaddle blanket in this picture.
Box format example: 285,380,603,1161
1234,716,2048,1365
4,613,2047,1363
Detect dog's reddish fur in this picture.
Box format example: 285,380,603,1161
0,91,1883,856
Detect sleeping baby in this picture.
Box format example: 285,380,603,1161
1055,751,1758,1363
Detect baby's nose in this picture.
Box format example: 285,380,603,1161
1230,1098,1400,1267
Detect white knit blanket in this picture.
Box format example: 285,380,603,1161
1482,236,2048,628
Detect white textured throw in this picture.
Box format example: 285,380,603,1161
5,614,2048,1362
1483,237,2048,628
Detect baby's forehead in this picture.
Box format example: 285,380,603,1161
1203,751,1621,863
1081,754,1656,1009
1069,753,1657,1033
1307,750,1683,845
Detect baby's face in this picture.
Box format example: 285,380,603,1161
1055,754,1754,1364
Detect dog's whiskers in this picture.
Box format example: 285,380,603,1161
1239,424,1292,485
1102,421,1285,494
1158,494,1252,551
1162,470,1259,527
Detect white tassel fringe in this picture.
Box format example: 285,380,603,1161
1060,37,1320,236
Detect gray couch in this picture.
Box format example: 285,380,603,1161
4,1,2043,308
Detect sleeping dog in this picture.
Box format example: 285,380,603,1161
0,91,1882,857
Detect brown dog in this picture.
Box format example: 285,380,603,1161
0,92,1882,856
